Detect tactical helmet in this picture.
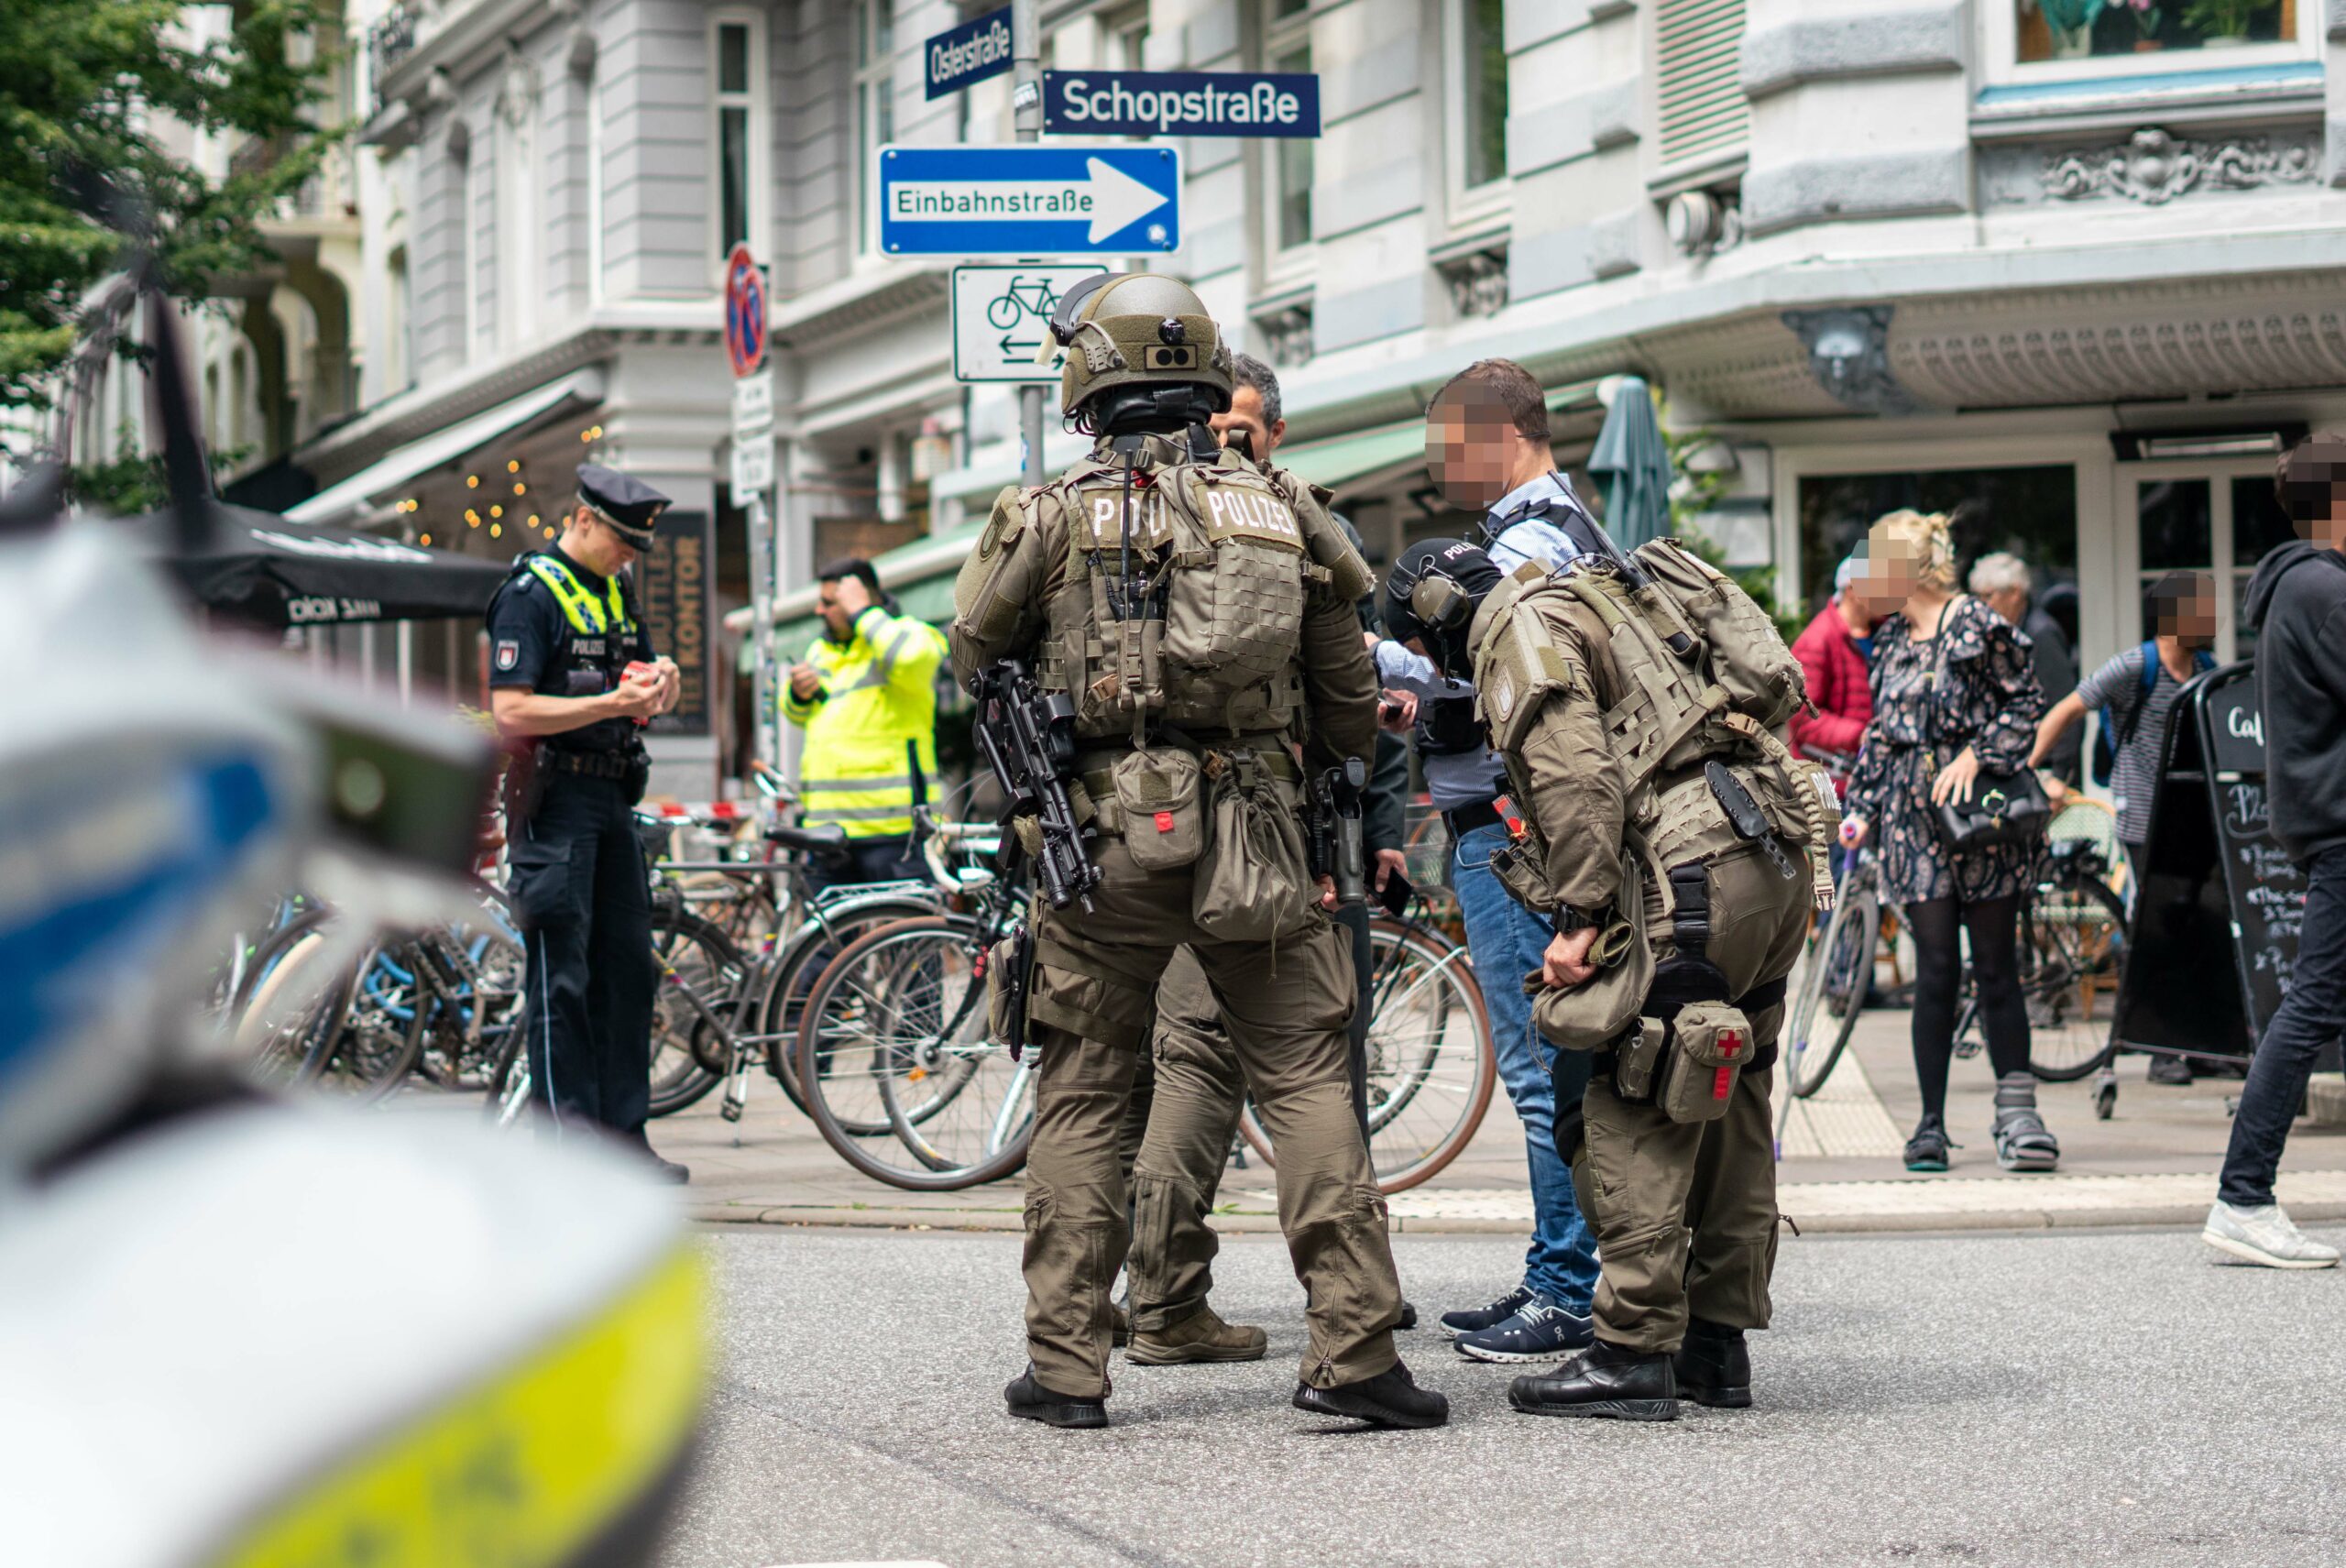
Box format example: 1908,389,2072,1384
1047,272,1233,422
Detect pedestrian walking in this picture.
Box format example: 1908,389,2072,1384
487,463,687,1179
1972,552,2081,786
949,272,1444,1431
2203,434,2346,1270
1843,510,2055,1175
781,557,948,889
1370,361,1606,1365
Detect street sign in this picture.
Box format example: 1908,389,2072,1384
876,144,1180,257
925,5,1014,100
1042,70,1320,138
723,244,766,378
949,265,1100,383
729,436,773,495
731,370,773,435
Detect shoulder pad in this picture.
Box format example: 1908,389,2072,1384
1476,593,1581,748
975,486,1033,562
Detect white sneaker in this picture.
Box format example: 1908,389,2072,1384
2202,1201,2342,1269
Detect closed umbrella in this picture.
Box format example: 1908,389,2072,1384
124,503,512,628
1587,375,1673,551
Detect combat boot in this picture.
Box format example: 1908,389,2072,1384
1292,1358,1450,1429
1672,1319,1752,1409
1111,1302,1129,1348
1507,1339,1678,1421
1125,1304,1267,1365
1004,1365,1109,1430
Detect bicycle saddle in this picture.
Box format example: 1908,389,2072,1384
764,823,850,853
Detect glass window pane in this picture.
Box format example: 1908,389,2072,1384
718,24,748,94
1797,466,2077,617
1276,46,1311,247
873,0,893,58
2232,475,2297,567
1464,0,1508,187
2138,478,2212,572
1271,0,1310,18
877,85,893,145
2015,0,2296,63
719,104,749,254
856,83,870,247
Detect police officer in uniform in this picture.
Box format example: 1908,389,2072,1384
488,463,685,1180
949,274,1445,1431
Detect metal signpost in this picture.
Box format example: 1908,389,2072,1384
948,265,1103,384
723,242,778,777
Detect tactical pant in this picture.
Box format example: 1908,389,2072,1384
508,774,656,1137
1117,948,1248,1334
1568,1003,1784,1354
1022,837,1399,1400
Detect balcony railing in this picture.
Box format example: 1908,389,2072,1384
367,2,422,112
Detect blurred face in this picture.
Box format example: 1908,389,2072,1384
817,577,859,638
1984,585,2029,626
1426,382,1523,513
2154,581,2219,649
1211,384,1283,462
1861,528,1924,604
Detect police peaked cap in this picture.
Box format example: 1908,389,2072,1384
576,463,672,548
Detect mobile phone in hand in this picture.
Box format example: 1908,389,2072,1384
1377,866,1417,917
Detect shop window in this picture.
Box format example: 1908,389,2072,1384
2013,0,2298,65
1797,466,2077,615
2231,475,2296,657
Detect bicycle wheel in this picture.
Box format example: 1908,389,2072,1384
2023,871,2127,1081
794,916,1033,1191
300,940,427,1101
1234,916,1497,1194
235,928,347,1089
752,894,939,1116
1784,884,1879,1099
647,910,748,1118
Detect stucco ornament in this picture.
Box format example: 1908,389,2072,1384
2045,128,2318,205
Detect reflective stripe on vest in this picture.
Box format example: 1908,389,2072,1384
526,555,631,637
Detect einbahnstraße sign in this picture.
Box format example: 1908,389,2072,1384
875,144,1181,256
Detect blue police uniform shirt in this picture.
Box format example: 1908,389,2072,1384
486,547,652,754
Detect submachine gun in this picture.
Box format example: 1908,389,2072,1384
972,659,1102,913
1310,755,1369,907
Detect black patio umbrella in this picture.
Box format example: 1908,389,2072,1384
126,502,512,628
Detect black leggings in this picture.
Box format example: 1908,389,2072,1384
1908,894,2031,1121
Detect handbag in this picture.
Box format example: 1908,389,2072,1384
1924,599,2053,851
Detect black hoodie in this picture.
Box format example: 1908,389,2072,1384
2242,539,2346,864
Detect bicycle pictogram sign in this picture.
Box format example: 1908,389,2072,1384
949,264,1105,385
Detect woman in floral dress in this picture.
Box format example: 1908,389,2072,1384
1844,510,2056,1174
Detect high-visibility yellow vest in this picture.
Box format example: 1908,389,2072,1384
525,555,634,637
782,605,947,839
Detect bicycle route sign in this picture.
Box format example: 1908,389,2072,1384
949,264,1105,383
876,144,1181,257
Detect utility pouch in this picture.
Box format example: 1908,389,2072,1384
1112,748,1205,870
1613,1016,1667,1102
1192,757,1311,942
621,746,652,806
501,741,547,826
1653,1001,1753,1124
984,924,1036,1059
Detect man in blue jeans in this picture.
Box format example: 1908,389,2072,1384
2205,434,2346,1269
1369,360,1610,1360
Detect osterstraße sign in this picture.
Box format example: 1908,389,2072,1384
1041,70,1320,138
926,5,1014,100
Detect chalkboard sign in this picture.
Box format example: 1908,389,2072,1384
2113,660,2306,1060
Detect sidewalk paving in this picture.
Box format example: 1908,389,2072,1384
666,1007,2346,1235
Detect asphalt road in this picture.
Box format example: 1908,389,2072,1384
664,1225,2346,1568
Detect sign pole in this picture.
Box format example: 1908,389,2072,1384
1013,0,1046,489
745,488,774,784
723,243,777,792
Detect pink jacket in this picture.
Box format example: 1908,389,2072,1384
1791,603,1872,767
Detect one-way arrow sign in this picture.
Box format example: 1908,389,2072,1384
879,144,1181,257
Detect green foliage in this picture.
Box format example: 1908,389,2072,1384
68,416,248,513
0,0,337,414
2179,0,2275,37
1656,394,1804,644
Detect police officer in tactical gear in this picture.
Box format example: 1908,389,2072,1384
950,273,1446,1431
488,463,686,1180
1388,538,1824,1420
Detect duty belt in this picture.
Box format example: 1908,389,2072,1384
1443,799,1507,839
544,750,636,780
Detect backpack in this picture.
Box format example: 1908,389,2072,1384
2091,641,2216,786
1473,541,1838,1046
1029,447,1331,742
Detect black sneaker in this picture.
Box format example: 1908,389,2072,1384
1453,1296,1595,1363
1903,1114,1951,1173
2147,1055,2194,1086
648,1154,689,1185
1397,1299,1419,1331
1508,1340,1678,1421
1438,1284,1533,1338
1292,1358,1449,1429
1673,1321,1751,1409
1004,1366,1108,1430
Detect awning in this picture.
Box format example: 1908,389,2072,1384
287,369,601,527
127,502,511,627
